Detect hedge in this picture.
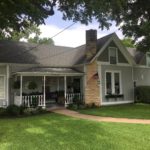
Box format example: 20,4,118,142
135,86,150,103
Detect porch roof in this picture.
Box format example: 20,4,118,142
15,67,84,76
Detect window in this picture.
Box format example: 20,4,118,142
146,52,150,67
0,76,5,99
109,47,117,64
105,71,122,95
106,72,112,94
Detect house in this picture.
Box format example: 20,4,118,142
0,29,150,108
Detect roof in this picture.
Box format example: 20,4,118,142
0,40,84,66
0,33,141,66
16,67,83,75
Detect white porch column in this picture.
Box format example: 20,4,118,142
43,76,46,108
6,65,9,106
57,77,59,91
20,75,23,105
64,76,67,99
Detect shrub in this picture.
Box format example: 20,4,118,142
67,103,78,110
0,108,6,116
6,105,24,116
135,86,150,103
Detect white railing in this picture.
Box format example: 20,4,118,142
22,95,44,107
65,93,82,107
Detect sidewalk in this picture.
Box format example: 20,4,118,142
50,108,150,124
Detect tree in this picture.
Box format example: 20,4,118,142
28,37,54,44
0,24,54,45
0,24,41,41
0,0,149,51
121,38,135,48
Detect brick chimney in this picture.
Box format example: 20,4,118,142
85,29,97,59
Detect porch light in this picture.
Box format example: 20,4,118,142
93,73,99,79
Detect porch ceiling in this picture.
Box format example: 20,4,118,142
14,67,84,76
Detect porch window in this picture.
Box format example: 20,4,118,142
146,52,150,67
109,47,117,64
0,76,5,99
105,71,122,95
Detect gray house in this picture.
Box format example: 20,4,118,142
0,29,150,108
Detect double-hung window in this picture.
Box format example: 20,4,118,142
105,71,122,95
109,47,118,64
0,75,5,99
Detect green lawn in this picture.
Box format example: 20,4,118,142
0,113,150,150
78,103,150,119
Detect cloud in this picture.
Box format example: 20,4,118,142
39,23,124,47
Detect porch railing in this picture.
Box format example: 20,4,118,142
22,95,44,107
65,93,82,107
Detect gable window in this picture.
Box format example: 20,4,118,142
109,47,118,64
0,75,5,99
105,71,122,95
146,52,150,67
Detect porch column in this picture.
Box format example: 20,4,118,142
20,75,23,105
64,76,67,99
43,76,46,108
57,77,59,91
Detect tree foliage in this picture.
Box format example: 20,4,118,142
0,0,150,51
121,38,135,48
28,37,54,44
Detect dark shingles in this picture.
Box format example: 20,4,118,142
0,33,129,66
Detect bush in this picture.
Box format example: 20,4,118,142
67,103,78,110
6,105,25,116
135,86,150,103
0,108,7,116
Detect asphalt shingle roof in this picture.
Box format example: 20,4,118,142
0,33,141,66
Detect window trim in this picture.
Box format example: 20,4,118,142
108,47,118,64
146,52,150,67
105,70,122,95
0,75,6,99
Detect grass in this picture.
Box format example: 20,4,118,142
78,103,150,119
0,113,150,150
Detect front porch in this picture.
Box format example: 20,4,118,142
13,68,84,108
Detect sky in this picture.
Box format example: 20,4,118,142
39,9,124,48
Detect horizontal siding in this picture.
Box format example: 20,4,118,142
100,65,134,103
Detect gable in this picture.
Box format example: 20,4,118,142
97,41,128,63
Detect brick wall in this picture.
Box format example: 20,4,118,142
84,61,101,106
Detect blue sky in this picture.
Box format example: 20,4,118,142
39,10,124,47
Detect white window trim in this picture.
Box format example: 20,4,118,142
108,47,118,64
0,75,6,99
105,70,122,95
146,52,150,67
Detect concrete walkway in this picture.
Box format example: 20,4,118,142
50,108,150,125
